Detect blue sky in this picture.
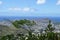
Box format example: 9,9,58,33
0,0,60,17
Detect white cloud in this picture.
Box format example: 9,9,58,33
0,1,3,5
30,9,36,12
9,8,21,11
8,7,36,12
56,0,60,5
37,0,46,4
23,8,30,12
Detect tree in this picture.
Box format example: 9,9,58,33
45,20,55,33
44,20,58,40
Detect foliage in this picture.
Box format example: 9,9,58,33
12,19,36,28
0,20,60,40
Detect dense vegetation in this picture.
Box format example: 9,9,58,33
12,19,36,28
0,20,60,40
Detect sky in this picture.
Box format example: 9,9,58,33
0,0,60,17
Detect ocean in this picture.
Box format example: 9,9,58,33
0,16,60,23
